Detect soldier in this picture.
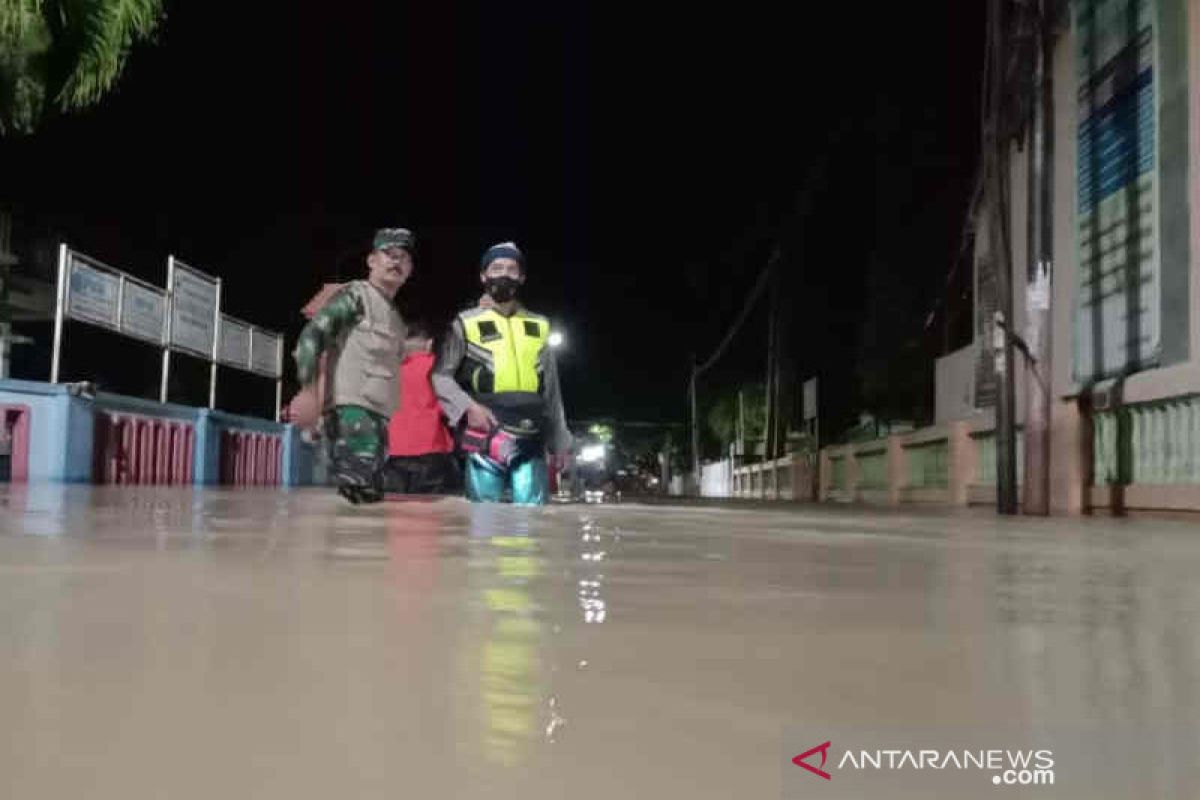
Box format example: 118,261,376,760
292,228,412,504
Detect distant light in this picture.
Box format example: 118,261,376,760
579,444,606,463
548,331,565,348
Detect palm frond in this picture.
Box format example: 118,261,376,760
0,0,163,133
55,0,164,111
0,1,46,40
0,1,52,134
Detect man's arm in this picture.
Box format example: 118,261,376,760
539,345,573,454
431,318,475,427
293,286,363,386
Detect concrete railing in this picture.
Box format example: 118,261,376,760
817,399,1200,513
731,453,817,501
0,379,320,486
1088,394,1200,512
660,400,1200,514
1092,394,1200,485
819,421,1017,507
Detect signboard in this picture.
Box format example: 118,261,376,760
249,328,281,378
67,257,119,329
169,261,219,358
218,315,251,368
1073,0,1159,381
802,378,818,421
120,280,166,345
974,248,998,409
53,246,283,418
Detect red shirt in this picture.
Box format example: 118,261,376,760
388,351,453,456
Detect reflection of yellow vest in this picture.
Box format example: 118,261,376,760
459,308,548,394
480,535,542,767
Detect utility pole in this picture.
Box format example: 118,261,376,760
770,260,785,500
689,355,700,496
737,388,745,464
0,259,11,381
1023,1,1054,515
661,431,672,495
762,258,776,500
0,210,12,380
988,0,1019,514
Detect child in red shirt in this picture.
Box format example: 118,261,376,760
383,321,459,494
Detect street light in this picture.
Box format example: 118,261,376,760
578,443,605,463
548,331,564,348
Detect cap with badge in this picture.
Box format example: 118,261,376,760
373,228,415,252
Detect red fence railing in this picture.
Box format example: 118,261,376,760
93,413,195,485
220,430,283,487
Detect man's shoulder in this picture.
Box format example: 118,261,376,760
458,306,492,322
333,279,369,302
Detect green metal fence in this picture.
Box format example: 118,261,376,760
905,439,949,488
856,448,888,489
1093,395,1200,485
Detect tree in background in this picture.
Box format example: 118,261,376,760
855,252,931,428
0,0,164,135
706,383,765,452
0,0,164,376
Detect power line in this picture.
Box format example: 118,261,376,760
694,254,774,378
692,153,832,378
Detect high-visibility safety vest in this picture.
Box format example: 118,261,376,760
457,307,549,395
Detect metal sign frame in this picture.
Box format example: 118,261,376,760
50,245,284,420
217,313,252,369
160,256,222,408
50,245,169,383
802,376,819,449
118,274,168,346
64,250,120,331
217,315,285,422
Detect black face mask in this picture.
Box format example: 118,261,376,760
484,276,520,303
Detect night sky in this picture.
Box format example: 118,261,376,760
1,1,983,438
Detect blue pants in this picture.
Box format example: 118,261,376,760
464,454,549,506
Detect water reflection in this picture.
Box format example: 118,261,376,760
463,507,547,768
577,518,608,625
387,504,440,625
539,515,623,749
989,526,1200,797
0,483,213,544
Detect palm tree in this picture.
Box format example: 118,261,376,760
0,1,163,376
707,383,765,452
0,0,165,135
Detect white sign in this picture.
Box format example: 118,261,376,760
218,315,251,368
170,263,218,358
1027,262,1050,312
120,280,166,345
250,328,281,378
67,258,119,329
802,378,818,421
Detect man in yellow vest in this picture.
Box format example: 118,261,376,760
432,242,572,505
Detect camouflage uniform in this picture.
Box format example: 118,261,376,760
322,405,389,503
294,229,411,504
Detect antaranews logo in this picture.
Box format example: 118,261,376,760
792,741,832,780
791,741,1055,787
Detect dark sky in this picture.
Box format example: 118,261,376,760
1,1,983,430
